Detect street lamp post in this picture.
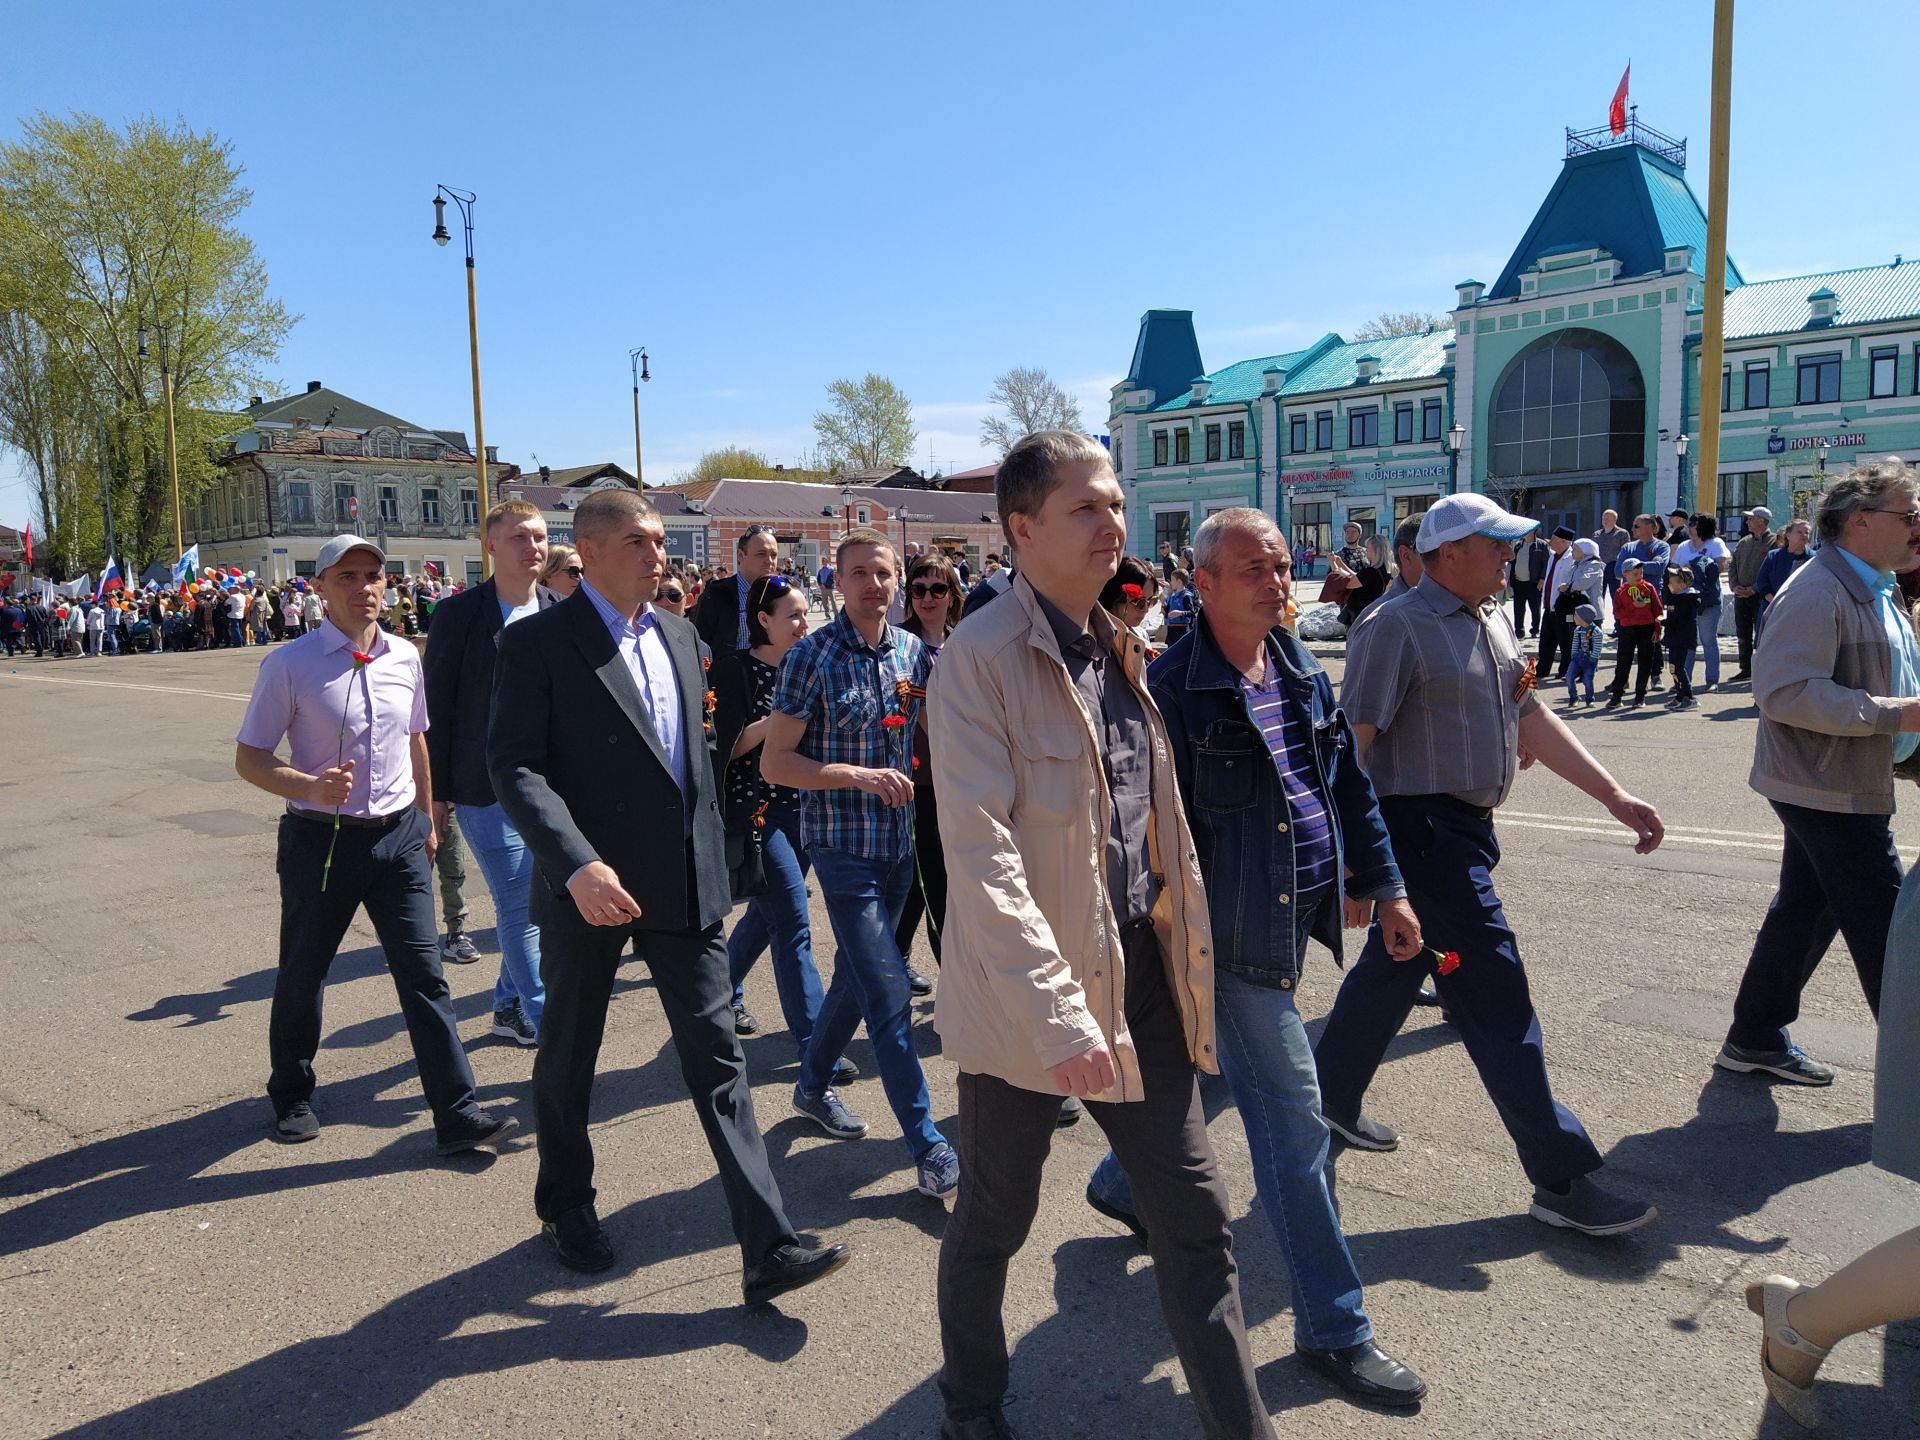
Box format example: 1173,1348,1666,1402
1675,432,1691,513
136,323,183,562
1816,438,1830,481
628,347,650,487
432,185,491,579
841,483,856,536
1445,420,1465,496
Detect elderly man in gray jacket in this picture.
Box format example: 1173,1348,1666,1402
1719,460,1920,1086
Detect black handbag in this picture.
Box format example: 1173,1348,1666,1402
727,826,768,901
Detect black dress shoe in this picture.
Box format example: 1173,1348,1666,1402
542,1202,615,1272
731,999,759,1035
1085,1182,1148,1247
743,1241,852,1307
1412,986,1442,1007
435,1109,517,1156
1055,1095,1083,1128
1297,1339,1428,1408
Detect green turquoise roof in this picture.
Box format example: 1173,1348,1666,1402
1722,261,1920,340
1148,334,1341,411
1279,330,1451,396
1490,142,1742,299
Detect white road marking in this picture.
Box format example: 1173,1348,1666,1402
1500,813,1920,862
0,670,252,702
1502,810,1781,843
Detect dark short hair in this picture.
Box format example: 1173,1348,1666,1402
745,574,799,646
996,430,1110,549
1099,554,1159,616
1690,512,1718,540
1633,512,1659,530
737,524,776,553
574,488,660,545
902,553,963,632
1391,517,1421,560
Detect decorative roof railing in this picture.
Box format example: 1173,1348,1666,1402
1565,110,1686,168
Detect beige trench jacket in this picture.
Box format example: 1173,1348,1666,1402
927,573,1218,1101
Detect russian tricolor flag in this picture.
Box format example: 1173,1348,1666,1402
97,556,123,598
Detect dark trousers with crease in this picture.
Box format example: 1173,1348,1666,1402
1536,608,1572,677
937,928,1275,1439
1727,800,1897,1052
269,808,480,1129
535,907,797,1266
893,782,947,965
1314,795,1603,1190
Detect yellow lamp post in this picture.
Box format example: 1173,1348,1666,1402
628,347,650,488
136,322,184,562
432,185,491,579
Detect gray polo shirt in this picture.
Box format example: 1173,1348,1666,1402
1340,572,1541,810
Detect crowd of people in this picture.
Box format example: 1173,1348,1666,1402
207,438,1920,1439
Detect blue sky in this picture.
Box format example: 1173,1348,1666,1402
4,0,1918,531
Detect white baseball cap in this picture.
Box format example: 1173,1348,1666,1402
1744,505,1773,521
314,534,388,576
1415,493,1539,551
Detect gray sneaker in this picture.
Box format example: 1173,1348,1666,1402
1529,1175,1657,1236
917,1141,960,1199
490,1004,538,1047
440,931,480,963
793,1085,868,1139
1324,1108,1400,1151
1715,1041,1835,1086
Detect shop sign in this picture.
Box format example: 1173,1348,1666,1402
1281,460,1449,487
1769,432,1868,454
1281,466,1353,486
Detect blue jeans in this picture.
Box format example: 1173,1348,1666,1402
1089,902,1372,1349
1686,602,1722,686
727,811,825,1053
454,801,544,1033
800,845,942,1162
1565,653,1597,700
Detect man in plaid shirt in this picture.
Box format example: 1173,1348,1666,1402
762,527,956,1199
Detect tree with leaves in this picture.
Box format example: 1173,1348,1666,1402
0,112,296,573
980,366,1083,456
1349,311,1450,341
813,373,915,473
674,446,780,487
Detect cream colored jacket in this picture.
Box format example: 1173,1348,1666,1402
927,573,1218,1101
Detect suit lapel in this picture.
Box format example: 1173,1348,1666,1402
658,613,706,790
567,593,673,778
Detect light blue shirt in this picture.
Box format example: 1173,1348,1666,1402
1839,548,1920,763
498,596,539,629
580,577,686,794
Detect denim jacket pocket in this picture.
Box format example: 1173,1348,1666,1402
1195,729,1260,814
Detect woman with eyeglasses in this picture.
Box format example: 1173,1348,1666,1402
653,569,689,617
888,554,963,992
538,545,583,598
1099,554,1162,659
714,575,851,1079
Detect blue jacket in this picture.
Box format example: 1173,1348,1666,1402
1147,613,1404,989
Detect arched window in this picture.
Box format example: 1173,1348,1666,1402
1488,328,1646,479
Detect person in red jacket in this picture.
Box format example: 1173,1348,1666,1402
1604,558,1665,709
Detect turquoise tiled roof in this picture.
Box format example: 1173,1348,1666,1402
1280,330,1452,396
1491,143,1742,299
1148,334,1341,411
1722,262,1920,339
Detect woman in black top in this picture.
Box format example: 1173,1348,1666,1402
1337,533,1392,629
892,553,963,983
718,575,842,1075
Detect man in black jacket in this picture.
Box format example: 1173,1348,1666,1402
1508,533,1548,638
691,524,780,662
488,488,849,1304
424,498,559,1046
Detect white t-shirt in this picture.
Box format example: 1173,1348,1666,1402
1671,537,1732,570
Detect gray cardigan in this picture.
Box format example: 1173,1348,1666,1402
1749,543,1912,815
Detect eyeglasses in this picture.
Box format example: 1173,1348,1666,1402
1867,507,1920,525
563,565,583,577
910,582,951,599
657,589,684,603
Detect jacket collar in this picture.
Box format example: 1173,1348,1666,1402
1180,609,1312,692
1009,571,1145,678
1819,540,1886,606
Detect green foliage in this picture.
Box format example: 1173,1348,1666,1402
673,446,780,487
813,373,916,472
0,112,296,573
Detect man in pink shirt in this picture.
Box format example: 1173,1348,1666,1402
234,534,513,1154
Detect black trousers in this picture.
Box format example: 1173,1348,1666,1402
1608,624,1661,701
936,930,1274,1439
893,783,947,965
534,911,796,1266
1510,580,1542,635
1733,593,1763,672
1728,801,1898,1052
269,809,480,1129
1536,608,1572,677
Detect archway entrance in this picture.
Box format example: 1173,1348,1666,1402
1486,327,1648,534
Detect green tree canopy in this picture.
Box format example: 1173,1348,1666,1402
813,373,915,472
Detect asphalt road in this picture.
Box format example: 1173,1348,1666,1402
0,639,1914,1440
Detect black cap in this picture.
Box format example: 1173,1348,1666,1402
1551,525,1577,541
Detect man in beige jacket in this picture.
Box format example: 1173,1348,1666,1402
928,430,1275,1440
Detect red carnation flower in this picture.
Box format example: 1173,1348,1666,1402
1120,583,1144,600
882,714,907,729
1437,950,1462,976
349,650,374,666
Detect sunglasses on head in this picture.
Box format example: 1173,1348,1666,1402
910,581,950,599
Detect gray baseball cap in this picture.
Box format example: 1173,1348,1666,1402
314,534,387,576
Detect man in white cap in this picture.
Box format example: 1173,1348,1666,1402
234,534,514,1154
1313,493,1667,1236
1728,505,1776,682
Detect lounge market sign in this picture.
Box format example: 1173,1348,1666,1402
1281,459,1450,488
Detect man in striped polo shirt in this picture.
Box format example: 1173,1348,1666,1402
1085,507,1429,1409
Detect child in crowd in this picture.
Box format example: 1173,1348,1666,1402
1162,567,1195,644
1605,559,1664,710
1565,603,1602,705
1662,563,1701,711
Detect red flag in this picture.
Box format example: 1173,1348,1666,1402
1609,62,1631,135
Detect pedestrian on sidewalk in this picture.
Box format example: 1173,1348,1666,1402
1604,559,1664,709
1565,603,1601,705
1661,565,1701,710
232,533,512,1156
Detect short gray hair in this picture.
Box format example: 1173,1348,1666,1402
574,487,660,545
996,430,1111,548
1391,517,1421,561
1193,507,1283,571
1815,457,1918,543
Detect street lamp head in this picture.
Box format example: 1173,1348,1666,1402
136,324,148,359
1818,440,1830,460
640,350,650,383
1446,420,1464,453
431,194,451,246
1674,433,1689,457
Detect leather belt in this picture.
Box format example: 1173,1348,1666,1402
287,806,409,831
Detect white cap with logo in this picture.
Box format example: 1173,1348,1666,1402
1414,493,1540,551
314,534,388,576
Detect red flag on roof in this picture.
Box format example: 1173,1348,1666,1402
1609,62,1631,136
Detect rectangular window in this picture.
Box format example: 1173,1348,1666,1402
1744,363,1770,411
1289,501,1331,557
1721,367,1733,412
1796,353,1841,405
1392,494,1434,526
1422,399,1443,442
1204,424,1222,462
421,489,442,526
333,481,358,526
1113,437,1123,472
287,481,314,524
243,480,259,530
1314,412,1333,450
1394,404,1415,444
460,488,478,526
1717,471,1770,539
1227,421,1244,459
1346,505,1378,538
1870,346,1898,398
1152,430,1169,466
378,485,400,524
1289,416,1308,453
465,559,484,587
1349,408,1379,448
1173,429,1190,464
1154,510,1190,556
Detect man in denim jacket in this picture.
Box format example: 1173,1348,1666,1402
1086,507,1428,1410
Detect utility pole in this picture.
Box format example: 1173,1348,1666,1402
97,421,118,586
1694,0,1736,520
